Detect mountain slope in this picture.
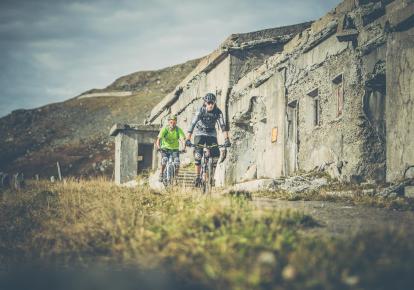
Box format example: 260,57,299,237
0,58,201,179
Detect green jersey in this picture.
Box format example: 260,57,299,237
158,126,185,150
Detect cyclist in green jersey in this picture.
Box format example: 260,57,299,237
155,115,186,182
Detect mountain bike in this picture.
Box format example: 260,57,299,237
158,149,185,187
188,143,228,193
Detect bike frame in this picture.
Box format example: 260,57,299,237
159,149,185,187
164,154,176,186
190,143,226,193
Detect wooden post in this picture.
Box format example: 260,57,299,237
57,162,62,181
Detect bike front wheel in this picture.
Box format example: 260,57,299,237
164,163,175,187
206,158,213,194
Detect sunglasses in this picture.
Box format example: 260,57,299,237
206,101,215,105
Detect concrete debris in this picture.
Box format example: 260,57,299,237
404,165,414,179
377,179,414,197
405,186,414,198
279,176,328,193
231,179,278,192
243,164,257,181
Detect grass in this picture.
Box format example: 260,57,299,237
1,179,414,290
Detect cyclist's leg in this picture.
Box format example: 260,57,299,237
206,136,220,183
173,151,180,176
193,135,205,185
193,135,204,175
160,151,169,181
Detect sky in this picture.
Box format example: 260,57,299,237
0,0,340,117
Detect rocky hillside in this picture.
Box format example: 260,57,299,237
0,58,201,179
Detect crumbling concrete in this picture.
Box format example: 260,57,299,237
385,24,414,182
279,176,328,194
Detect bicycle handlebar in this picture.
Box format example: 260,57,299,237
157,148,186,153
186,142,228,149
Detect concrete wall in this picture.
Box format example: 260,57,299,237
285,38,368,181
114,131,138,184
229,45,284,86
223,0,413,184
226,73,286,184
386,25,414,181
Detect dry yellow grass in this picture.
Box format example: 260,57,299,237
1,179,414,290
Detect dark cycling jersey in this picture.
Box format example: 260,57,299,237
188,105,226,137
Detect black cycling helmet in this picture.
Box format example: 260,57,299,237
203,93,216,103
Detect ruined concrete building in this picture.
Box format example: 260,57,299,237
111,0,414,187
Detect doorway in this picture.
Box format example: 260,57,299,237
138,143,154,173
286,100,298,175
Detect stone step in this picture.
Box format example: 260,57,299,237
177,179,196,183
177,180,196,183
177,182,195,187
177,174,196,177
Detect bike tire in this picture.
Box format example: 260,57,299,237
162,168,168,187
200,160,206,193
168,163,175,186
206,158,213,194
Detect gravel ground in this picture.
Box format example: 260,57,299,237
252,197,414,237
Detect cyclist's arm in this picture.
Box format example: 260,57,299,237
223,131,229,139
156,128,166,149
216,110,229,139
178,128,186,150
180,139,186,151
187,108,201,140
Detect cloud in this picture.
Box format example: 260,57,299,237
0,0,340,117
32,52,65,70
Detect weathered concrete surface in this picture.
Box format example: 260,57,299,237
285,45,364,182
227,73,286,184
114,130,138,184
386,26,414,182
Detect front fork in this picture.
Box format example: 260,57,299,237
202,150,214,186
166,156,175,184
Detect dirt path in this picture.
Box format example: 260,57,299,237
252,197,414,237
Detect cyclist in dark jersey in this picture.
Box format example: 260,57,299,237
185,93,231,185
